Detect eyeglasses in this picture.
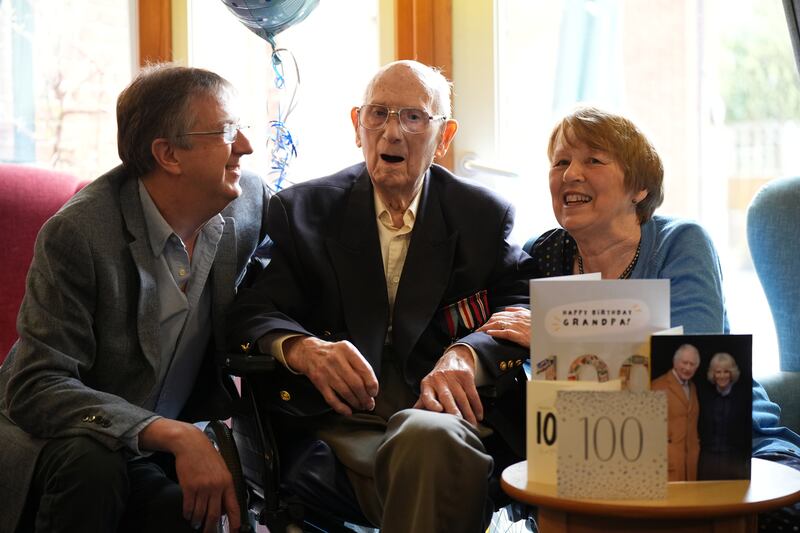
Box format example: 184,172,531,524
177,123,250,144
357,104,447,134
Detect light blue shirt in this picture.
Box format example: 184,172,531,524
124,180,224,451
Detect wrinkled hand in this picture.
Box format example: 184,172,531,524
476,306,531,348
413,346,483,426
140,419,240,533
284,336,378,415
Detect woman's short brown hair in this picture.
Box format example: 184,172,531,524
116,63,233,176
547,106,664,223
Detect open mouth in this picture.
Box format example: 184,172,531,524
564,193,591,205
380,154,405,164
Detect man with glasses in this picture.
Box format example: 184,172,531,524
228,60,529,532
0,63,269,533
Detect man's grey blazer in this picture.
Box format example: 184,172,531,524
0,165,269,532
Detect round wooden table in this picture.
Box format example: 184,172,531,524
501,458,800,533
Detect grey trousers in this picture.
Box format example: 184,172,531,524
315,354,495,533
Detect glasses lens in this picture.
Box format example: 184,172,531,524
360,105,389,130
399,108,429,133
222,124,238,144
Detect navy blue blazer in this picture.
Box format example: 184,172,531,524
228,162,530,454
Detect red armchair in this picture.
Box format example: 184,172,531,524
0,163,88,361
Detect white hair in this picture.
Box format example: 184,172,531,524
362,60,453,116
673,343,700,364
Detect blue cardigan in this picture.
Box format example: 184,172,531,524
525,215,800,458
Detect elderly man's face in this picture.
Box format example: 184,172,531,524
674,347,700,381
351,65,457,198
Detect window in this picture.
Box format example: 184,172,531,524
452,0,800,375
0,0,134,179
185,0,386,190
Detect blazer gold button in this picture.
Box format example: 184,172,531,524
323,330,331,337
500,361,507,371
515,359,523,367
240,342,251,353
280,390,291,401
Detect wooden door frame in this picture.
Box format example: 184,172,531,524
394,0,454,169
138,0,172,66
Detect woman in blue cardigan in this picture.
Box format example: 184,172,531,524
478,106,800,474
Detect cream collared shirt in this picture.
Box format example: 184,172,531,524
374,188,420,333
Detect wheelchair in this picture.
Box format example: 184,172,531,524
205,350,537,533
205,350,376,533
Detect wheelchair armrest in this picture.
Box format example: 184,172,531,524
220,351,280,375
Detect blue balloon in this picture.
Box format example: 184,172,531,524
220,0,319,44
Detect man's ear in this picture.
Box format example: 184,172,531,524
351,107,362,148
633,188,648,204
435,119,458,159
151,138,182,176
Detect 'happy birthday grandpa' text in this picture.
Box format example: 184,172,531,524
560,308,634,327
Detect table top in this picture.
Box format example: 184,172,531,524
501,458,800,519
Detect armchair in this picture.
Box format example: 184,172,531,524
0,163,87,361
747,175,800,434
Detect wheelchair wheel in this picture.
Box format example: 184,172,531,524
205,420,254,533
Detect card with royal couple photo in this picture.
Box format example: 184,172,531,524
650,334,752,481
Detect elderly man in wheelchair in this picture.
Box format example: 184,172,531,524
213,59,532,533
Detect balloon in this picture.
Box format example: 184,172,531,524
220,0,319,45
